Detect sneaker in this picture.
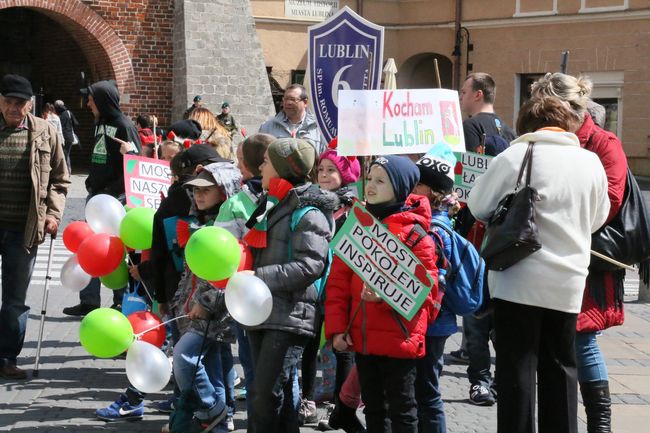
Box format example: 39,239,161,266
154,396,176,413
448,349,470,364
233,371,242,387
298,399,318,425
189,406,228,433
226,415,235,431
469,384,495,406
62,303,99,317
96,394,144,421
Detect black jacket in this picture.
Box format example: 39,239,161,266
55,105,79,145
85,80,141,197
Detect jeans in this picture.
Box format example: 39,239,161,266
247,329,308,433
416,336,449,433
356,353,418,433
173,331,227,428
576,331,609,383
464,313,494,388
494,299,578,433
234,323,254,416
0,229,38,365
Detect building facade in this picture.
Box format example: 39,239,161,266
252,0,650,175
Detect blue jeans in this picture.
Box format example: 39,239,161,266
173,331,228,428
221,343,235,417
0,229,38,365
416,336,449,433
464,314,494,388
575,332,609,383
247,329,308,433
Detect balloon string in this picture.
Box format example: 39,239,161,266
125,252,154,303
135,314,189,338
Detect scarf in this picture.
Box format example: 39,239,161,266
365,201,405,223
243,178,294,248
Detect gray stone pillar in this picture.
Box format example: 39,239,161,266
173,0,274,135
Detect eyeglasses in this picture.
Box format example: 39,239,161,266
282,96,306,103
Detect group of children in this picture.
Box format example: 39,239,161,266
96,118,474,433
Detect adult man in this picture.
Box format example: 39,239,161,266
0,74,69,379
216,101,237,136
183,95,203,120
459,72,516,154
259,84,326,154
63,80,141,317
53,99,79,172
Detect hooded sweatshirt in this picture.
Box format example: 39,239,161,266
85,80,141,197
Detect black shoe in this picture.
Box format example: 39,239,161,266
469,384,495,406
63,303,99,317
329,400,366,433
580,380,613,433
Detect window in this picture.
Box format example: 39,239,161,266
291,69,306,85
514,73,545,126
514,0,558,17
580,0,628,13
588,71,624,138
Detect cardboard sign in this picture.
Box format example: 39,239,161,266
308,6,384,142
330,202,434,320
453,151,493,203
337,88,465,156
123,155,172,209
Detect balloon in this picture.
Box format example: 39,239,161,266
100,261,129,289
127,311,166,348
185,226,241,281
211,241,254,288
125,340,172,393
120,207,155,250
85,194,127,236
77,233,125,277
62,221,94,253
79,308,134,358
60,255,92,292
225,272,273,326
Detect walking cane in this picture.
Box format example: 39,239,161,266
33,233,56,378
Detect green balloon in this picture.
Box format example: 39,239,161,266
185,226,241,281
100,261,128,289
119,207,155,250
79,308,134,358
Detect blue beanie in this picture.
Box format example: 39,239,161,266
371,155,420,203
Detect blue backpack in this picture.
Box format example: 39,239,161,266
430,220,485,315
289,206,333,301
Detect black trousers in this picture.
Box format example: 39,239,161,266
493,299,578,433
356,353,417,433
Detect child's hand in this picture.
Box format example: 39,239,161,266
333,333,353,352
361,284,382,303
188,304,210,320
129,265,141,281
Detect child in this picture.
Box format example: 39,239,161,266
244,137,337,433
170,160,242,433
160,139,183,162
325,155,439,433
413,144,461,433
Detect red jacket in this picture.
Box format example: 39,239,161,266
576,114,628,332
325,195,439,359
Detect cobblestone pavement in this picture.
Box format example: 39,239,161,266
1,175,649,432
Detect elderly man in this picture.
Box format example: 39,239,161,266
259,84,326,154
0,74,69,379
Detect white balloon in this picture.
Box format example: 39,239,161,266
125,340,172,393
60,255,92,292
225,272,273,326
85,194,126,236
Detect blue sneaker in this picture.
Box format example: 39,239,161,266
96,394,144,421
154,396,177,413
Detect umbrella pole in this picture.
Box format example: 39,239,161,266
33,234,56,378
434,58,442,89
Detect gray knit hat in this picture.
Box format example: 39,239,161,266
267,137,316,183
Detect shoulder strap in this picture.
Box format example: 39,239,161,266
291,205,319,232
404,224,428,249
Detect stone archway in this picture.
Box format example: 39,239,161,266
0,0,135,94
398,53,454,90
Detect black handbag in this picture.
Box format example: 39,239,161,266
481,143,542,271
590,169,650,284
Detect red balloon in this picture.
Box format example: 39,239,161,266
77,233,125,277
210,242,253,288
63,221,94,253
127,311,166,348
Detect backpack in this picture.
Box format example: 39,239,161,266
430,220,485,316
478,117,511,156
289,206,333,301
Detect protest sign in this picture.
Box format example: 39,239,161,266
330,202,435,320
453,151,493,203
123,155,172,209
308,6,384,143
337,88,465,156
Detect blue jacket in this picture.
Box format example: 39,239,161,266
427,210,458,337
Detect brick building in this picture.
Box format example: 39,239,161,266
252,0,650,175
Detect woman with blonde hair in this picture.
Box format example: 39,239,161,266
189,107,235,161
531,73,628,433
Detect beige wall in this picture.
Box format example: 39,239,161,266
251,0,650,174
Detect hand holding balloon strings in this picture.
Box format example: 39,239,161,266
125,252,154,303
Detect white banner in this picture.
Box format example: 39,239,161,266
285,0,339,21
